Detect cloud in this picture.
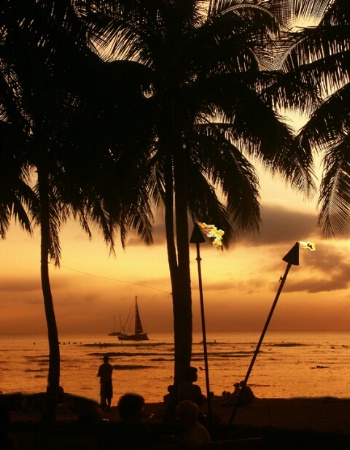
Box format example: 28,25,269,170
110,203,326,250
239,204,321,246
126,221,167,246
0,278,40,292
283,243,350,294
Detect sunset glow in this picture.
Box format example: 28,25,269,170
1,167,349,336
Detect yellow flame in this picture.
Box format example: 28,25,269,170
198,222,224,246
299,241,316,251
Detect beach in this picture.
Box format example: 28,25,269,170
2,332,349,449
5,394,350,450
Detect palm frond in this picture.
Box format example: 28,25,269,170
318,135,350,236
299,82,350,152
191,125,261,236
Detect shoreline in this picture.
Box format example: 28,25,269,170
6,394,350,433
3,394,349,450
121,396,350,433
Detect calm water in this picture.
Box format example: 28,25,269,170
0,331,349,404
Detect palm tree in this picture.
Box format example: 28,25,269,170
77,0,315,383
277,0,350,236
0,0,104,421
1,0,157,420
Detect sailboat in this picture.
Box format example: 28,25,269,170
118,297,149,341
108,316,122,336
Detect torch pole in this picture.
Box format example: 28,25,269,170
227,262,292,428
195,241,212,428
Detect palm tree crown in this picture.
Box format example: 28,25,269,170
76,0,315,381
279,0,350,236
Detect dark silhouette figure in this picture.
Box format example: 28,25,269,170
221,382,241,406
221,381,255,407
99,393,152,450
163,384,176,407
97,355,113,411
159,400,211,449
163,384,178,425
178,367,205,406
239,381,256,405
0,400,17,450
176,400,211,449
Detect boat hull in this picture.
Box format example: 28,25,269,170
118,333,149,341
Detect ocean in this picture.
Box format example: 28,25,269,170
0,331,349,404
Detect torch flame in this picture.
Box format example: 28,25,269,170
299,241,316,251
198,222,224,246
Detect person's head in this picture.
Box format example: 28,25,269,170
175,400,199,429
182,366,198,383
117,393,145,421
103,355,109,363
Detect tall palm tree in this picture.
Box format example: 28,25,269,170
77,0,315,383
277,0,350,236
0,0,108,421
0,0,77,422
1,0,157,420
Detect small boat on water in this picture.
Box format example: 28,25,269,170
108,316,122,336
118,297,149,341
109,331,121,336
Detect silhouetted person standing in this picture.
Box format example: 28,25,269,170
97,355,113,411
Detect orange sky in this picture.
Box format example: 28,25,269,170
1,155,349,336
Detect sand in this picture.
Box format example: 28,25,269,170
4,395,350,450
208,396,350,433
7,395,350,432
103,396,350,433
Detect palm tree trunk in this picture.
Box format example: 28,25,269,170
172,265,192,383
38,165,60,423
173,144,192,383
164,166,192,383
163,136,193,383
160,94,193,383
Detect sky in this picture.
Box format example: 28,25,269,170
1,149,350,336
2,5,348,337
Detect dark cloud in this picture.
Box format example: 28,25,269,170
57,292,99,308
122,203,324,249
197,234,350,297
126,221,167,246
199,278,270,295
0,278,40,292
239,204,321,246
284,243,350,294
0,274,79,294
285,276,350,293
